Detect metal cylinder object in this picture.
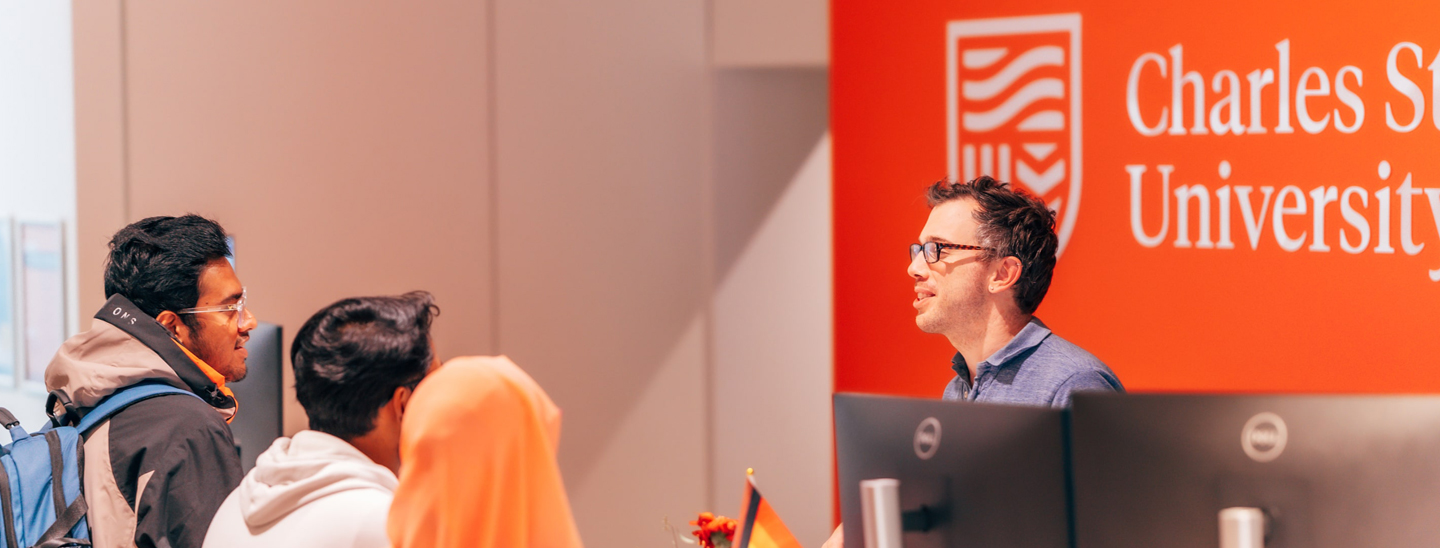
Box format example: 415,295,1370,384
1219,507,1267,548
860,478,903,548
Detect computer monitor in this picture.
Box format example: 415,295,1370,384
1070,393,1440,548
834,393,1071,548
225,321,283,472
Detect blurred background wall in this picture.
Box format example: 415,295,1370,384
62,1,833,546
0,1,77,428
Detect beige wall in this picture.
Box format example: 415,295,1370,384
72,1,831,546
491,0,713,544
713,0,829,66
711,68,832,546
74,0,494,435
72,0,126,322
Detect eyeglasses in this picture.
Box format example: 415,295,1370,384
176,287,247,325
909,242,993,264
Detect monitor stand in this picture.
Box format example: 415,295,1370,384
1220,507,1268,548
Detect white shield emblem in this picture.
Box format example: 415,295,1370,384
947,13,1083,256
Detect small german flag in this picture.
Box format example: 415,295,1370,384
735,469,803,548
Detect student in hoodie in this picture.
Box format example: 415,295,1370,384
203,292,439,548
44,215,253,548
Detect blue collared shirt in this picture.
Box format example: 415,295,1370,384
941,318,1123,408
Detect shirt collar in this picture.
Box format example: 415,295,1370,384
950,317,1053,379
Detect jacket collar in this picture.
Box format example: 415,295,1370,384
94,294,238,415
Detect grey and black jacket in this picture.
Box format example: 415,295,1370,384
44,295,242,548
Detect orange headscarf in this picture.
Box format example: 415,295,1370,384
387,355,584,548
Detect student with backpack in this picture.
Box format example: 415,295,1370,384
36,215,252,548
202,292,438,548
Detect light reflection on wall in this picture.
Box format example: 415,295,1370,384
0,2,78,428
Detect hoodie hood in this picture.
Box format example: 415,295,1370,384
45,294,237,419
239,430,398,527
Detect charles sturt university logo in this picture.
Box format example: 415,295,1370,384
947,14,1082,255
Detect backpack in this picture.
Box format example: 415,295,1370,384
0,383,200,548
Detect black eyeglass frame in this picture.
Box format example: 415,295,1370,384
909,242,995,264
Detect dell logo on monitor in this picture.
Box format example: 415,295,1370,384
1241,412,1288,463
914,417,942,460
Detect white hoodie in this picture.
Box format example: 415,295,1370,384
203,430,397,548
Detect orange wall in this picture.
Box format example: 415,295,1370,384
834,0,1440,398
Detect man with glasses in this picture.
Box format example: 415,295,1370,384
823,176,1126,548
908,176,1122,406
45,215,253,548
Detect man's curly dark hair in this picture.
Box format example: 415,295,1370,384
925,176,1059,314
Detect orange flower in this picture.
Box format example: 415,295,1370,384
690,512,738,548
691,512,715,529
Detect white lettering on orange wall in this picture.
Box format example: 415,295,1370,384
1386,42,1424,132
1127,53,1169,136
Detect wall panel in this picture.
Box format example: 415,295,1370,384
492,0,712,543
83,0,494,433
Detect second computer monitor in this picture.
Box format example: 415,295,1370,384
1070,393,1440,548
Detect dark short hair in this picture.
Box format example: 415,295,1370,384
291,291,439,439
103,215,232,330
925,176,1059,315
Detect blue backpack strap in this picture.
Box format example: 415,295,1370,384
76,382,203,434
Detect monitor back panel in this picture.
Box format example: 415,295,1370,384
835,393,1070,548
1070,393,1440,548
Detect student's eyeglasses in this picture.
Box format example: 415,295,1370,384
176,287,247,325
909,242,993,264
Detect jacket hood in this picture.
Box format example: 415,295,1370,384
238,430,398,527
44,294,237,418
45,319,188,408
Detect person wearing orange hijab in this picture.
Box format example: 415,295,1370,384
387,355,584,548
